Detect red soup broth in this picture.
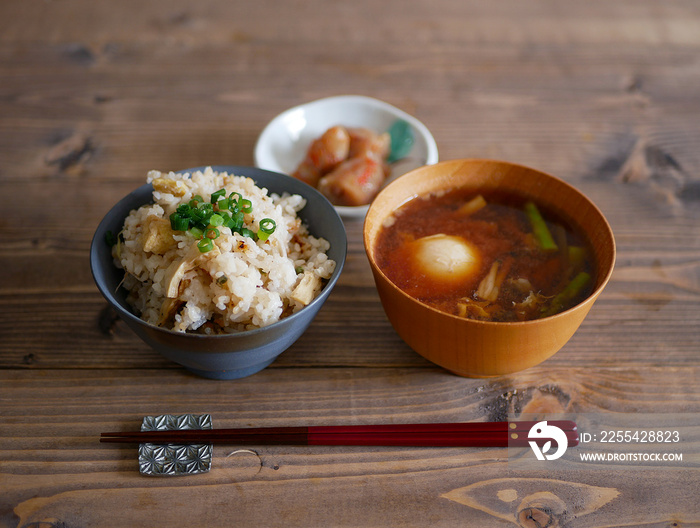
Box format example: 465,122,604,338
374,188,596,322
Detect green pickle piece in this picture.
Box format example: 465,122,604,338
387,119,414,163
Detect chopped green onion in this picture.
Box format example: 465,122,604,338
259,218,276,232
216,275,228,285
165,187,263,252
219,212,233,228
197,238,214,253
105,230,117,247
188,208,205,226
230,211,245,229
170,214,190,232
228,192,243,212
257,218,276,241
239,198,253,214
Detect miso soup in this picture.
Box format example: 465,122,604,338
374,188,596,322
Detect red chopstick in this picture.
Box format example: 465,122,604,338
100,421,578,448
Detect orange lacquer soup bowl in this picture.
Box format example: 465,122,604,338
363,159,615,377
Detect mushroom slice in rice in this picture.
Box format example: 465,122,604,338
163,243,220,298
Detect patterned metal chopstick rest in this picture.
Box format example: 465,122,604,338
138,413,213,476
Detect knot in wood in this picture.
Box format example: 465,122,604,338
518,506,557,528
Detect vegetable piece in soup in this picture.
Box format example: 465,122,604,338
374,189,596,321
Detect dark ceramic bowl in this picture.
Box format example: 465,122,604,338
90,165,347,379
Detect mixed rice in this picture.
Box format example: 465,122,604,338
112,167,336,333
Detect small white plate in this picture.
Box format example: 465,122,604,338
254,95,439,218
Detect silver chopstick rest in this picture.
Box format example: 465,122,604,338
138,413,213,476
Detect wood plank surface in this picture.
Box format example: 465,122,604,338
1,0,700,526
3,368,700,527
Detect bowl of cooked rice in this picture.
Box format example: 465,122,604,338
91,166,346,379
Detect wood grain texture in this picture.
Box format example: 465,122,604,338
2,368,700,527
1,0,700,526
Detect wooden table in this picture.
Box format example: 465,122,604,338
2,1,700,526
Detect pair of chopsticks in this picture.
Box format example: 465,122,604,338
100,420,578,448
